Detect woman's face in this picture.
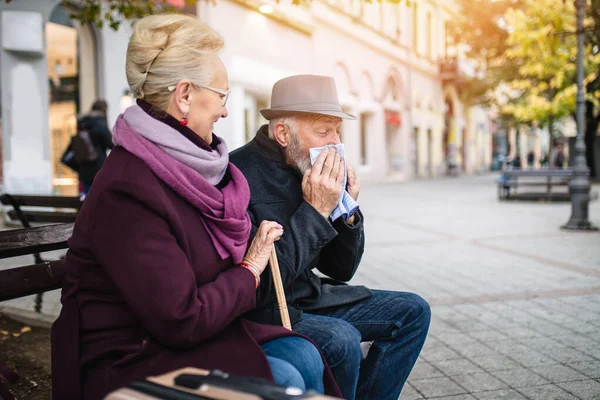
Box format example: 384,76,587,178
189,56,229,143
170,54,229,144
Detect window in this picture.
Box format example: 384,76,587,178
412,3,418,53
360,112,370,165
426,12,432,58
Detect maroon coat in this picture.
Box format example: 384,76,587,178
51,146,342,400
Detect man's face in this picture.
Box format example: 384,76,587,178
286,114,343,174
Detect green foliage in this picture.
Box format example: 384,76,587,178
501,0,600,125
64,0,194,30
452,0,600,131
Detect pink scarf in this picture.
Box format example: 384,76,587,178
112,106,251,263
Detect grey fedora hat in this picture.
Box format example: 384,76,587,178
260,75,356,120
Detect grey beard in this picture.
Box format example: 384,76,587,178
287,132,312,174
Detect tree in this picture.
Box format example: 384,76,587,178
502,0,600,174
2,0,195,30
451,0,600,175
447,0,525,105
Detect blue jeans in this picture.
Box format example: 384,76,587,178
260,336,325,394
293,290,431,400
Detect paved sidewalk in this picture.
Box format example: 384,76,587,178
352,174,600,400
1,173,599,399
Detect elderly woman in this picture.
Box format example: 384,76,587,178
51,14,341,400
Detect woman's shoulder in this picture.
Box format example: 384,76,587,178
88,147,168,204
75,147,171,234
99,147,157,181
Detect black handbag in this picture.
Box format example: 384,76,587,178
60,140,80,173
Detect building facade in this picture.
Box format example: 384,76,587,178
0,0,492,195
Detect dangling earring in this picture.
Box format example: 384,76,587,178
180,112,188,126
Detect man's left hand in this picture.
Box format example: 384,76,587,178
346,162,360,200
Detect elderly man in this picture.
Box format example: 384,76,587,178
230,75,430,400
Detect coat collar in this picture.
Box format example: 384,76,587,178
253,124,287,163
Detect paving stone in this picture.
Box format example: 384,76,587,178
473,389,528,400
451,342,499,358
410,377,467,398
422,346,464,362
505,327,545,339
430,358,486,376
423,336,444,350
569,323,600,335
551,335,599,350
468,330,510,342
531,365,590,383
485,340,531,355
451,373,509,393
518,384,580,400
508,350,561,367
517,336,568,350
543,347,596,364
569,361,600,379
399,384,422,400
558,380,600,400
435,333,480,347
469,355,523,371
579,345,600,359
492,369,549,388
448,320,491,332
408,360,445,380
433,395,477,400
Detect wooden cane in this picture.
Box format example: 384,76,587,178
269,244,292,330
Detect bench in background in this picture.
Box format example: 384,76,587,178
0,194,81,227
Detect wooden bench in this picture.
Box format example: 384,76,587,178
0,194,81,227
0,223,73,313
498,169,574,201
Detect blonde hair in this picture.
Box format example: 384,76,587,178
126,14,224,111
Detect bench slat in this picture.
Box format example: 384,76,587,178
0,224,73,259
502,169,573,177
502,182,570,187
0,195,82,209
7,210,77,224
0,260,66,301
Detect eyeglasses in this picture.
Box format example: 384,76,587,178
167,83,230,107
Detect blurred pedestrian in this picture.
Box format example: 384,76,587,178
555,144,565,169
527,151,535,168
76,100,114,196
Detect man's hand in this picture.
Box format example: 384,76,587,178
346,161,360,201
302,148,344,220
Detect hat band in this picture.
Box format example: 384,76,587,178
270,102,343,112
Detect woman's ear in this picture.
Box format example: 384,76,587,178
273,122,290,148
175,80,193,115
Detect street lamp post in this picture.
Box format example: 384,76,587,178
562,0,598,231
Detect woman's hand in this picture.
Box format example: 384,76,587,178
242,220,284,274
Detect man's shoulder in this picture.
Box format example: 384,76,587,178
230,140,273,175
230,141,258,166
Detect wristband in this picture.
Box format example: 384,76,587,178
240,262,260,289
